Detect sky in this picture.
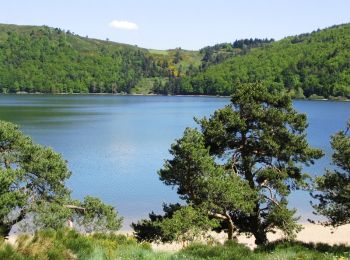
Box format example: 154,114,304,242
1,0,349,50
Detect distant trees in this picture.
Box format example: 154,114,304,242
1,23,350,98
199,38,274,70
0,121,122,237
176,24,350,98
173,48,182,64
312,120,350,226
232,38,274,49
0,26,166,94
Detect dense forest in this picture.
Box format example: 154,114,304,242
0,24,201,94
0,23,349,99
199,38,274,70
169,24,350,99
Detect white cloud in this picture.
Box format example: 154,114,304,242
109,20,138,30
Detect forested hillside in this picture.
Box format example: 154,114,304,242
0,23,349,98
170,24,350,99
0,24,202,94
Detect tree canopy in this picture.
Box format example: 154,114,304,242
0,120,122,237
149,83,323,245
158,206,219,246
158,127,257,241
312,120,350,226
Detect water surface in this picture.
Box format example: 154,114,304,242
0,95,349,228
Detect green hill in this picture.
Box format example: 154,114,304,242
0,23,349,98
170,24,350,99
0,24,201,94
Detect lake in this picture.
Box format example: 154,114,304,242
0,95,349,229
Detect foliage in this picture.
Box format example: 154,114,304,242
0,24,202,94
200,38,274,70
158,127,257,241
0,228,143,259
312,120,350,226
255,240,350,260
158,206,219,245
156,83,323,245
77,196,123,232
178,241,256,260
0,120,122,237
178,240,350,260
0,228,172,260
169,24,350,98
0,120,71,236
1,23,350,98
131,203,181,243
1,229,350,259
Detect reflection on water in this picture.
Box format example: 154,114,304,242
0,95,349,229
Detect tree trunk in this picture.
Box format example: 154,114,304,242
250,204,268,246
210,212,237,241
253,228,267,246
224,212,237,241
227,218,234,240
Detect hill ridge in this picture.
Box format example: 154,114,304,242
0,22,349,98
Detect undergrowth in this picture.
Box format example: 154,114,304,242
0,229,349,259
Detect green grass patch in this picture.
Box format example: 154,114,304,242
176,241,257,260
1,230,350,259
148,49,169,55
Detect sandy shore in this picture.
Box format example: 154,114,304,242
151,223,350,252
5,223,349,252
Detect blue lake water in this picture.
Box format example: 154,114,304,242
0,95,349,229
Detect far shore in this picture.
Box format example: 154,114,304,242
0,92,349,101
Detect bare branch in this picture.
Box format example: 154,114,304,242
209,211,228,220
261,180,280,208
64,205,86,212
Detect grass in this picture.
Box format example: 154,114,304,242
1,229,349,259
176,241,257,260
148,49,169,55
177,240,350,260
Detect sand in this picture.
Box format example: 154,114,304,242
151,223,350,251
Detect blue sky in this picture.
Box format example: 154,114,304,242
1,0,349,50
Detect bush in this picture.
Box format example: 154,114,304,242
255,240,350,260
2,229,350,259
14,229,93,259
177,241,256,260
0,241,25,260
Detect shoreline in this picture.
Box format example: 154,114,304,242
0,92,349,101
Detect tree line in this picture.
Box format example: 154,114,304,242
0,26,168,94
1,23,350,98
199,38,274,70
157,24,350,99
